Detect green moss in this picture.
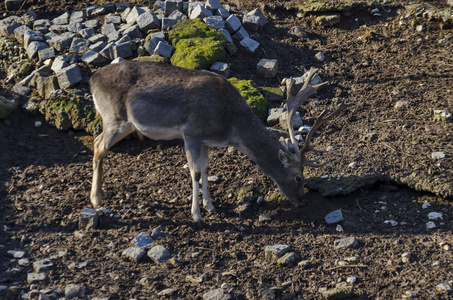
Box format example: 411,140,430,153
260,86,284,103
296,0,371,13
169,19,225,43
228,77,268,121
42,90,100,135
0,96,15,119
134,55,170,64
170,37,226,70
266,190,286,204
168,19,226,70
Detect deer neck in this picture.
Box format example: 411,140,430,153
232,117,285,177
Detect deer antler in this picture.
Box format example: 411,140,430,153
286,68,328,162
285,68,353,167
300,102,353,167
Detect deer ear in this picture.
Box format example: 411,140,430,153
278,149,293,168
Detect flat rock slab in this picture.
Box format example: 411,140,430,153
334,237,359,250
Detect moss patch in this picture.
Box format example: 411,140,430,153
39,89,101,135
228,77,268,121
168,19,226,70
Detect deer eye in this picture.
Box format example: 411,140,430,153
295,175,303,183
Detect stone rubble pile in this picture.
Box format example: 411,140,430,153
0,0,269,101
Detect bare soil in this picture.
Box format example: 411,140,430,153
1,0,452,299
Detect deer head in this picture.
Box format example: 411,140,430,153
281,68,353,197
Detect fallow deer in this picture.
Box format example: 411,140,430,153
89,61,350,223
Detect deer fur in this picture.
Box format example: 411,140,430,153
90,61,304,222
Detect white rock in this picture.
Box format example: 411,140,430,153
428,212,443,220
426,221,436,229
431,152,445,159
384,219,398,226
346,276,357,284
422,201,431,209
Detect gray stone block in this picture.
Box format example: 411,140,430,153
125,6,146,24
205,0,223,11
107,30,121,43
334,237,359,250
27,272,47,284
33,19,51,30
101,23,116,36
48,24,68,33
70,11,86,22
68,22,83,33
162,18,178,30
78,208,99,229
131,232,154,248
56,64,82,89
33,259,54,272
0,16,20,36
38,47,56,62
122,24,144,39
81,50,108,66
24,30,44,48
69,37,90,55
239,37,259,53
116,35,131,44
136,11,161,31
147,245,171,263
242,14,260,32
12,84,31,97
232,26,249,42
190,4,213,19
79,28,95,39
35,75,59,98
122,247,146,263
145,33,165,54
210,62,230,77
105,15,121,25
324,209,344,224
88,33,106,44
84,19,100,29
52,12,69,25
112,42,132,59
99,42,116,59
154,41,174,58
48,32,75,51
13,25,30,44
164,0,184,16
111,57,126,64
225,14,241,33
257,58,278,78
218,28,233,43
27,41,48,59
89,41,107,52
203,16,224,29
215,7,230,20
168,10,187,21
248,8,269,27
264,244,291,263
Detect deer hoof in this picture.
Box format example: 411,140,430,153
204,204,216,213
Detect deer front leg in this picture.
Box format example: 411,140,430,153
200,145,215,212
91,133,106,208
184,139,203,223
91,122,134,208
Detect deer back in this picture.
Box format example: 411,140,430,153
90,61,255,143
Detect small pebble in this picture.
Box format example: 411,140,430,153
346,276,357,284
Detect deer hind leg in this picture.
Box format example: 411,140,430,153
184,138,206,223
90,121,134,208
200,145,215,212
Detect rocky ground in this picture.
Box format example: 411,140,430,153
0,0,452,299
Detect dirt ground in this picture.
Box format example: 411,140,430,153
1,0,452,299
